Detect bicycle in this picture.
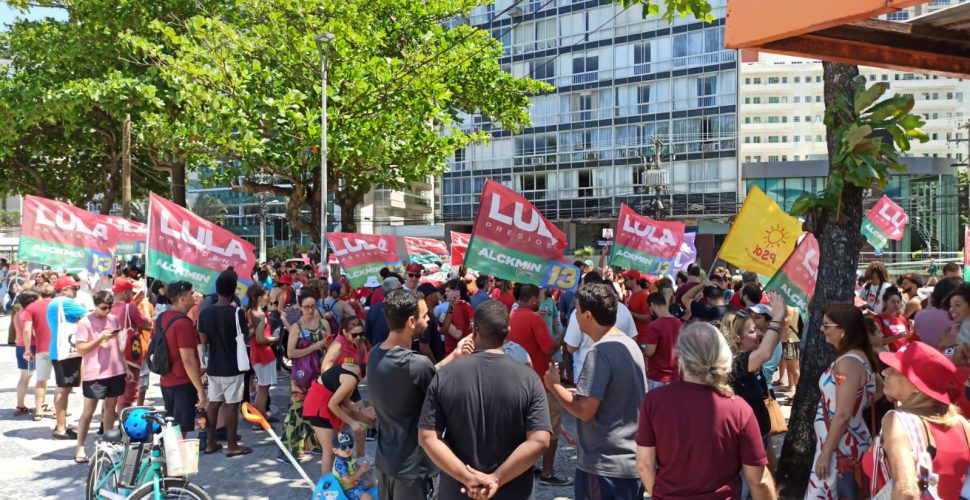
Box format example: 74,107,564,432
87,406,210,500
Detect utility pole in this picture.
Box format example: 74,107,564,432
257,172,267,263
948,120,970,265
121,114,132,218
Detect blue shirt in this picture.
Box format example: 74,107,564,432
364,302,390,346
47,296,88,360
469,290,490,310
762,342,783,383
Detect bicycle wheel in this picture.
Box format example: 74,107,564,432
86,449,120,500
127,477,211,500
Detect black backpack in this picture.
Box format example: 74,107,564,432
147,313,189,375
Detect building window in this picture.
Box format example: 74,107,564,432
793,116,800,122
768,77,780,84
530,57,555,83
794,76,800,83
753,77,762,84
572,55,599,84
520,174,547,200
793,96,800,103
768,96,780,104
578,170,593,198
752,136,762,144
768,136,780,143
634,41,651,75
768,155,780,162
768,116,780,124
696,76,717,107
793,135,800,142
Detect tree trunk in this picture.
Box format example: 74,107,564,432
170,156,187,207
100,155,122,215
775,62,864,498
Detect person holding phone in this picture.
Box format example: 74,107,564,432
73,291,124,463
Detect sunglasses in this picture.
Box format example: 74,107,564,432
347,331,363,339
408,273,421,278
334,444,352,451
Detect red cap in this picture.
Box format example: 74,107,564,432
54,275,81,291
879,341,970,405
112,278,134,293
277,273,293,285
406,263,423,274
621,269,641,281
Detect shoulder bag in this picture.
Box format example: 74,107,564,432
233,307,251,372
55,299,81,359
871,411,945,500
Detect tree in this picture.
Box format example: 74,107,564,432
191,194,228,226
129,0,551,238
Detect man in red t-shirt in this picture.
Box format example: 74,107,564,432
507,284,570,485
623,270,651,346
21,285,55,421
157,281,207,432
643,292,683,390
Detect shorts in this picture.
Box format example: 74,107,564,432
83,374,126,400
15,346,36,371
307,415,333,429
35,352,53,381
119,364,141,405
783,342,801,361
574,469,643,500
52,357,82,388
161,383,198,433
139,360,150,391
253,362,277,387
546,389,563,435
376,469,438,500
208,374,245,404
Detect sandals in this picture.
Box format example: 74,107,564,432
14,407,31,416
74,456,89,464
225,446,253,458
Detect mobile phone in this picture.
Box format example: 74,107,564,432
111,328,121,336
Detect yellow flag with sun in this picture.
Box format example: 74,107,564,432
719,185,803,277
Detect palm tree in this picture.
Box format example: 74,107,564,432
192,194,229,226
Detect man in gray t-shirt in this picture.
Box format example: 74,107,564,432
544,281,647,499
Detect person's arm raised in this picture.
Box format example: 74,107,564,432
746,292,786,374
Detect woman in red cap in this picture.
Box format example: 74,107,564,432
864,341,970,499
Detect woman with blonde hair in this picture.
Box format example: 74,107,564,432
864,341,970,499
636,322,776,499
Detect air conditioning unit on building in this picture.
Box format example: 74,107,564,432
586,152,600,161
509,6,523,16
531,156,544,165
702,142,720,152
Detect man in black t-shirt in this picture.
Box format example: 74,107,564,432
419,300,551,500
197,269,250,457
417,283,445,362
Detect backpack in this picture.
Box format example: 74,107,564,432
147,312,189,375
291,319,325,391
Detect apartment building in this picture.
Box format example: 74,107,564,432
441,0,739,258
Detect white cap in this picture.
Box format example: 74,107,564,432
364,276,381,288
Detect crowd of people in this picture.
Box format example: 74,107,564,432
5,253,970,499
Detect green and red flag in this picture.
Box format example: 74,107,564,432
146,193,256,296
464,180,578,290
328,233,400,288
861,195,908,251
764,233,820,316
19,195,118,274
99,215,147,256
609,204,685,276
450,231,470,267
404,237,449,264
964,226,970,282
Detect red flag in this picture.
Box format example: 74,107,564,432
450,231,470,267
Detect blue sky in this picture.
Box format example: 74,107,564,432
0,4,68,29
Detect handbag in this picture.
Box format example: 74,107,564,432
55,299,80,359
122,304,142,366
764,392,788,435
234,307,251,372
871,411,942,500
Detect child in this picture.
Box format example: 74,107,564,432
332,432,372,500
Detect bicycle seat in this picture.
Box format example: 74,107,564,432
102,429,123,443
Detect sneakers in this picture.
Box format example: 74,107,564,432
275,453,288,464
538,473,573,486
53,428,78,440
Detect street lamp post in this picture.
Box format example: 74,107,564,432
315,32,335,275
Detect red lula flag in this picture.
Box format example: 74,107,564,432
464,180,579,290
861,195,907,251
146,193,256,296
404,237,449,265
450,231,470,267
327,233,400,288
964,226,970,282
764,233,820,315
609,204,685,276
19,195,117,273
98,215,148,256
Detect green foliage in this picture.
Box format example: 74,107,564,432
267,244,310,263
620,0,715,22
191,194,228,226
790,77,927,217
0,210,22,227
573,246,595,258
127,0,550,236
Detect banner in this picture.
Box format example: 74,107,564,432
404,237,449,264
146,193,256,296
450,231,470,268
674,232,697,273
327,232,400,288
964,226,970,283
764,233,820,315
464,180,578,290
719,185,803,277
861,195,908,251
98,215,148,256
610,204,685,276
19,195,117,274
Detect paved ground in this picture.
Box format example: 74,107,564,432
0,314,579,499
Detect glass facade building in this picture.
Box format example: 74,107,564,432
441,0,740,251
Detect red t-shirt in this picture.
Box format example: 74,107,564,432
729,290,770,311
637,381,768,499
248,315,277,366
158,311,200,388
644,317,682,383
443,300,474,356
626,290,651,344
15,309,32,347
25,298,53,353
492,289,515,311
507,308,555,379
877,313,912,352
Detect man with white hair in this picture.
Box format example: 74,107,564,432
365,276,402,347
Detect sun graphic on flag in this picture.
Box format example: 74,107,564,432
763,224,791,249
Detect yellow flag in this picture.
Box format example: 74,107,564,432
719,185,803,277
